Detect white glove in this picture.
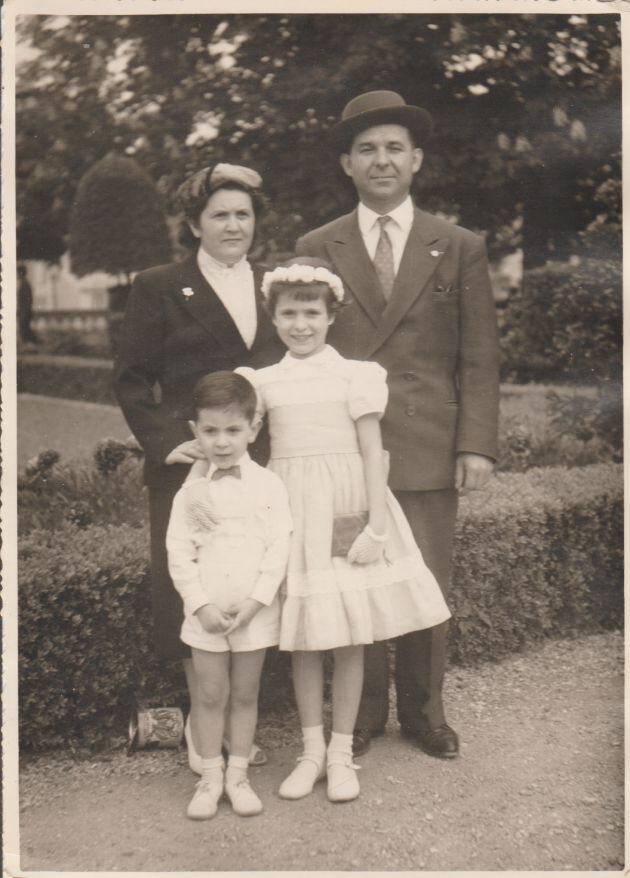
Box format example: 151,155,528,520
347,525,387,565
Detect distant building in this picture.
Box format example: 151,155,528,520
26,253,121,312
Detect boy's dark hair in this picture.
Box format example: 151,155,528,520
191,371,257,422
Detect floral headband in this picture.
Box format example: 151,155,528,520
261,264,345,303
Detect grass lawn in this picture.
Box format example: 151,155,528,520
16,384,607,473
17,394,130,470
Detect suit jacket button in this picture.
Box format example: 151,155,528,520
405,405,416,416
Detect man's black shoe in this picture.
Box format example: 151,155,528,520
401,723,459,759
352,727,384,758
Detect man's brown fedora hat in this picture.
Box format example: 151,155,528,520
330,90,434,153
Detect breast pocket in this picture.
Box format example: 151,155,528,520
431,284,460,304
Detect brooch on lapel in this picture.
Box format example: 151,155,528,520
182,287,194,299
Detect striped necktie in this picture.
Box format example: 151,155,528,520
373,215,395,300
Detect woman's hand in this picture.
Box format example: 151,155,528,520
347,525,387,565
165,439,206,466
224,598,263,634
194,603,233,634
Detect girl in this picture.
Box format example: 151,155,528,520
237,256,451,804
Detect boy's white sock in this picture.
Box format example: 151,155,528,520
226,754,249,783
200,755,224,781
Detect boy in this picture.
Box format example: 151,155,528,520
166,371,292,820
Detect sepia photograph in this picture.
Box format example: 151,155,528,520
3,1,624,873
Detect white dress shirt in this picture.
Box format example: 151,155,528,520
166,453,292,615
197,247,258,349
357,196,415,275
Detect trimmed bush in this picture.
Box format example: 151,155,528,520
18,463,622,751
449,463,623,665
18,354,115,405
18,451,146,535
500,257,622,384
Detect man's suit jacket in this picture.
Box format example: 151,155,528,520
296,207,500,491
114,255,285,488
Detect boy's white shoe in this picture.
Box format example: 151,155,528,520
326,755,360,802
186,776,224,820
185,716,267,772
278,755,326,800
224,776,263,817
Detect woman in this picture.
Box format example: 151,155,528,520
114,163,285,770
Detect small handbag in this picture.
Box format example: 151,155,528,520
331,511,369,557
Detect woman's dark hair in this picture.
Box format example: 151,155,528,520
191,370,257,422
177,167,267,249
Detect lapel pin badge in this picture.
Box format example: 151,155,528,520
182,287,194,298
430,250,442,258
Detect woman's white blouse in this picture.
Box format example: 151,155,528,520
197,248,257,348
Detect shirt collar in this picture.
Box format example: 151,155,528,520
279,344,341,370
206,451,252,480
357,196,414,236
197,246,250,275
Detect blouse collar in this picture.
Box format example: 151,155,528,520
279,344,342,370
197,247,251,276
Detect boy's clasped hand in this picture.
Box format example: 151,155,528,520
195,598,264,635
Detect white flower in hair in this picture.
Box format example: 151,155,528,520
261,264,345,303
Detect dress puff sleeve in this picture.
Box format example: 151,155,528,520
234,366,267,419
347,360,389,420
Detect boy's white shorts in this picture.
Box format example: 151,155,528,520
181,597,281,653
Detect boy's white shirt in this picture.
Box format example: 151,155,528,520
166,452,292,616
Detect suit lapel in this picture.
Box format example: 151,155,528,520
173,255,249,357
365,209,450,357
325,212,386,327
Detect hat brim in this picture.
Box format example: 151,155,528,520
330,105,434,153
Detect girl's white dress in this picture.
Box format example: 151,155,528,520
238,345,451,652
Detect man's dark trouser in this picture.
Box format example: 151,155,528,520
355,489,458,733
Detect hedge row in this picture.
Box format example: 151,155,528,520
18,463,622,751
17,354,116,405
500,257,622,384
449,463,623,664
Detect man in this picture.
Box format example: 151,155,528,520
295,90,500,759
17,263,38,345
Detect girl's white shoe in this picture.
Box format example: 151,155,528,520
326,755,360,802
186,775,224,820
224,776,263,816
278,755,326,800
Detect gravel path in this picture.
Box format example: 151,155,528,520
17,631,624,872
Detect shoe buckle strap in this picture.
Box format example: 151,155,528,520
296,754,324,768
327,758,361,771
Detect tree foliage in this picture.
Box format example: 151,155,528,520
68,153,171,277
16,14,621,265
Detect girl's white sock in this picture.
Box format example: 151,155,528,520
328,731,353,759
226,754,249,783
302,724,326,759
